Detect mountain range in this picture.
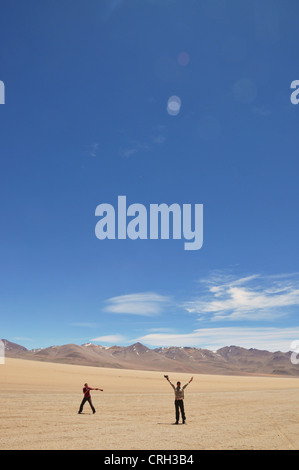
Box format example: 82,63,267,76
2,339,299,377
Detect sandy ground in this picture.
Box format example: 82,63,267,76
1,357,299,450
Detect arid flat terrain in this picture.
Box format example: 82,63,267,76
1,357,299,450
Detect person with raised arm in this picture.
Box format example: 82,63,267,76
165,375,193,424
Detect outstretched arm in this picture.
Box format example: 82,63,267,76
166,377,175,390
183,377,193,389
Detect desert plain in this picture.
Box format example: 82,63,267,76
1,357,299,450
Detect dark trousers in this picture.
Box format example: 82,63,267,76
175,399,186,422
79,396,95,413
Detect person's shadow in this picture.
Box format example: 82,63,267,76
157,422,185,425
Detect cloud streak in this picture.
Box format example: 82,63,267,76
183,272,299,321
104,292,171,316
99,272,299,351
137,326,299,352
120,141,150,158
119,132,166,158
91,334,127,344
85,142,99,157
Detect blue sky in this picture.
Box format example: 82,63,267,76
0,0,299,352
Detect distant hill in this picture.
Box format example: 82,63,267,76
2,339,299,377
2,339,28,354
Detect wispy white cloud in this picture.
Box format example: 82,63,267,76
151,135,166,144
13,336,33,343
183,272,299,321
85,142,99,157
104,292,171,316
137,327,299,352
120,141,150,158
91,334,127,344
90,143,99,157
119,132,166,158
100,272,299,351
252,105,272,116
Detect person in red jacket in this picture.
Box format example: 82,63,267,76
78,383,103,414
